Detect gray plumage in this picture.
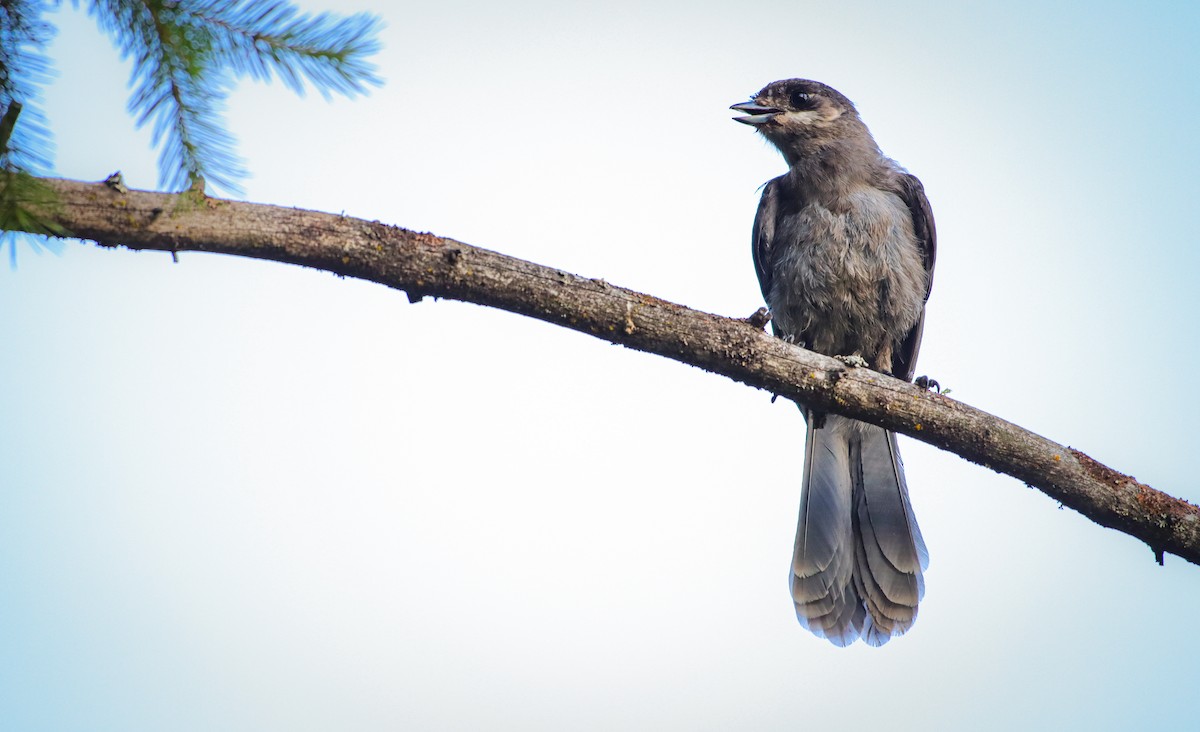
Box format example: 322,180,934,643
732,79,936,646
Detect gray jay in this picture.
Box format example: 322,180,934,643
731,79,936,646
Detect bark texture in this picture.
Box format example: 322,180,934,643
14,176,1200,566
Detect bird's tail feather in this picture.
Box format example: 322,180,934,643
791,414,927,646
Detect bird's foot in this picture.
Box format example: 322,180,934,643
745,307,772,330
915,375,950,395
834,354,869,369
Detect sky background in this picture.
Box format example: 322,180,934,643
3,1,1200,730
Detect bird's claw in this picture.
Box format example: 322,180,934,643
915,375,947,394
746,307,772,330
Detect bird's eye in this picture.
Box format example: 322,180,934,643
790,91,816,109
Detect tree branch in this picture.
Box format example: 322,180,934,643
13,175,1200,566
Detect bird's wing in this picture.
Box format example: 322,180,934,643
891,172,937,381
751,177,783,305
897,172,936,298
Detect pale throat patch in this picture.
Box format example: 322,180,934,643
782,106,843,127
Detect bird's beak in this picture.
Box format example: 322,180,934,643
730,100,781,126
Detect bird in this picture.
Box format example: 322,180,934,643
731,79,936,646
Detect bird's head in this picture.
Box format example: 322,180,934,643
731,79,865,161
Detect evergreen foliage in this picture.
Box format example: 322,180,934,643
0,1,55,172
0,0,382,263
82,0,382,192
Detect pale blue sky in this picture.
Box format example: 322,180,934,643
3,1,1199,730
